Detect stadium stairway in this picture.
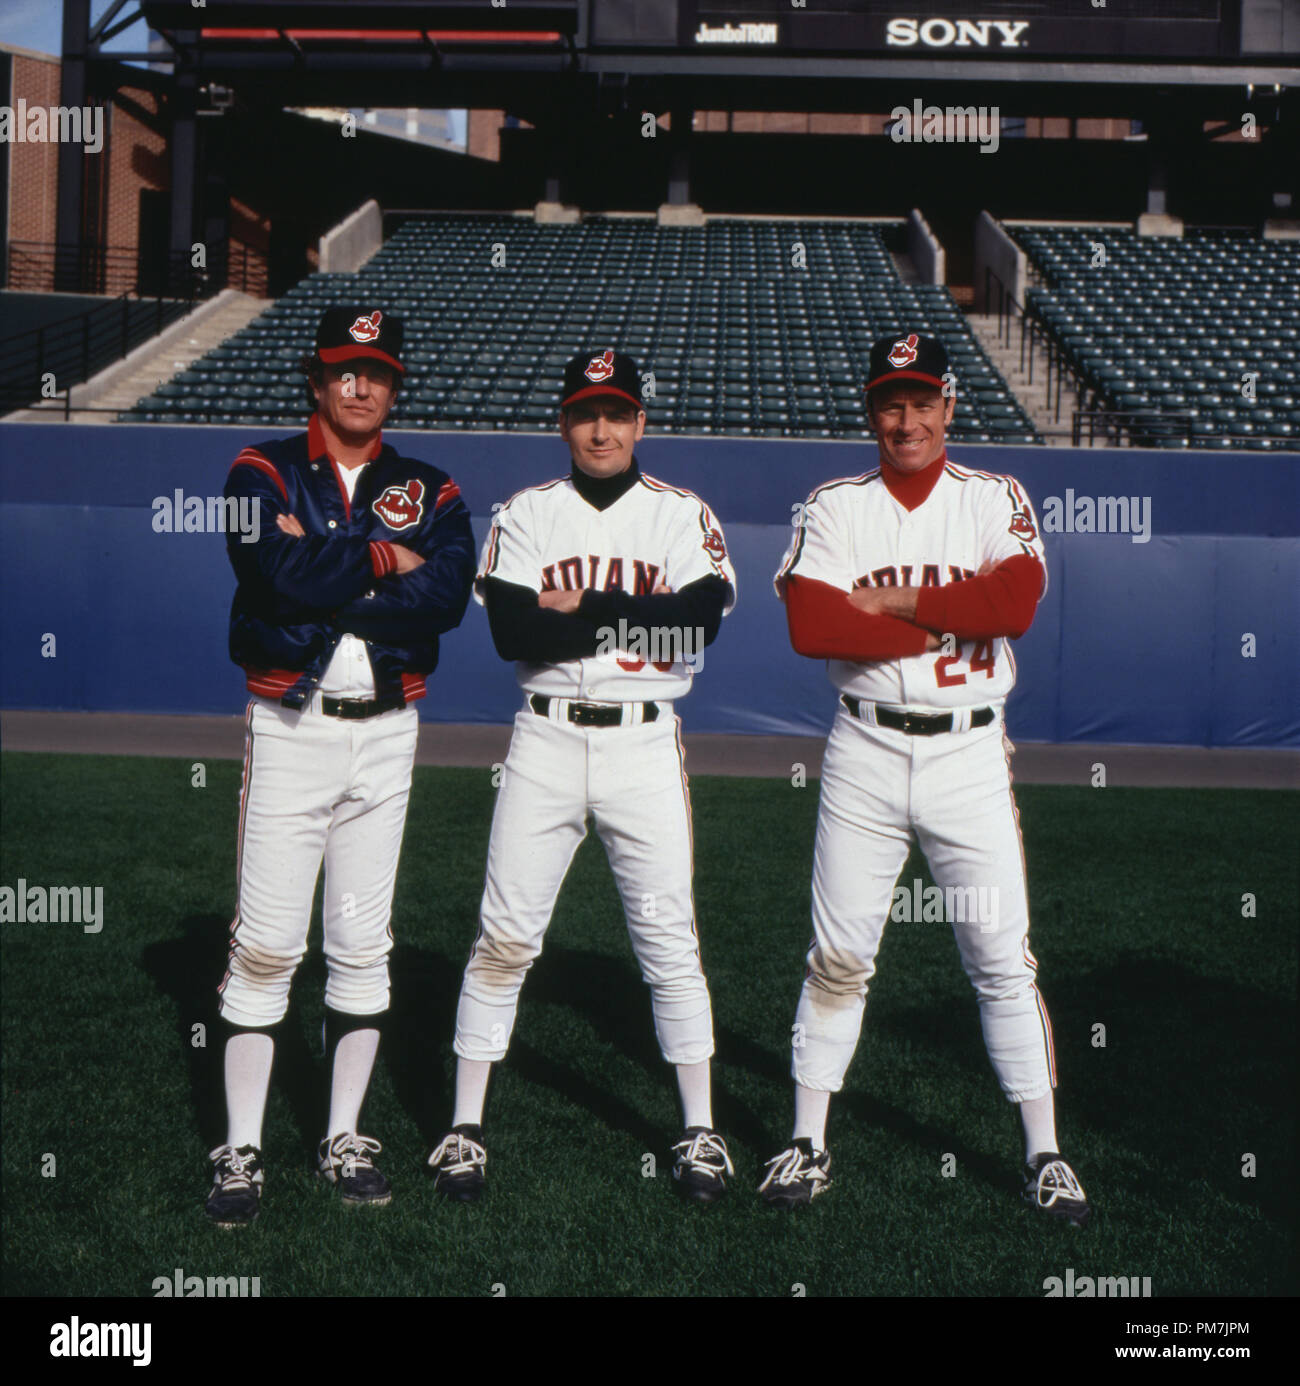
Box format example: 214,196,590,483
967,311,1070,446
10,290,270,423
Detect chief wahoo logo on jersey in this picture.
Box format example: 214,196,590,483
373,478,424,531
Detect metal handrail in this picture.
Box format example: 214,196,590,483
983,264,1091,430
0,237,276,413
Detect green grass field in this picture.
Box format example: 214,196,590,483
1,751,1295,1298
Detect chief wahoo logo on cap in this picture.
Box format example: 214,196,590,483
887,334,920,368
584,349,616,383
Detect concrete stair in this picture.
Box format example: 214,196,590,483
5,289,269,423
967,310,1078,446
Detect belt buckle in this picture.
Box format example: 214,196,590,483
901,712,923,735
569,702,603,726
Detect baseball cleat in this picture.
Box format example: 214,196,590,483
1022,1153,1092,1227
205,1144,264,1228
316,1132,392,1207
427,1124,487,1203
671,1127,734,1204
758,1138,832,1208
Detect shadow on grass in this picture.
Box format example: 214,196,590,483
485,942,771,1154
384,940,468,1146
141,915,328,1157
1055,955,1295,1225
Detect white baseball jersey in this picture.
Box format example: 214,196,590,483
775,460,1046,709
476,473,737,702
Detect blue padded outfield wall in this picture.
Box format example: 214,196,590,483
1,423,1297,747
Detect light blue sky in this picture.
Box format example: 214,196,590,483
0,1,149,59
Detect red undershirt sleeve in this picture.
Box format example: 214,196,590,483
912,554,1044,640
785,575,932,660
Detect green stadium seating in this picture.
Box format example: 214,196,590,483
1018,226,1299,448
126,214,1039,442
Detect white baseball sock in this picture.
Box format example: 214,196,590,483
1019,1091,1059,1163
452,1058,493,1129
224,1031,275,1149
326,1027,381,1139
675,1060,713,1129
793,1083,831,1152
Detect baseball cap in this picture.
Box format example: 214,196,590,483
315,306,405,374
562,348,643,410
865,332,948,392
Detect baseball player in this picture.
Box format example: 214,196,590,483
204,306,476,1227
759,332,1091,1225
426,349,738,1204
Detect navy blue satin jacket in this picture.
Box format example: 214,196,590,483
224,414,475,707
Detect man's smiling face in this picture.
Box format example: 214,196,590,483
867,381,955,473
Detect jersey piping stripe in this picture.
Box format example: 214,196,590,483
944,465,1040,561
479,478,565,580
479,520,503,580
639,473,734,584
495,476,565,515
776,471,880,580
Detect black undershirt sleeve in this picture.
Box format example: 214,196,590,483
484,574,732,664
577,575,731,652
483,577,606,663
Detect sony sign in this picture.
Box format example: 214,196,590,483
886,19,1031,49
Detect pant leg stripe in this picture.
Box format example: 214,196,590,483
1032,983,1058,1087
218,701,258,1000
672,717,700,949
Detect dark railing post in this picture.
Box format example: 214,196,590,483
82,312,90,383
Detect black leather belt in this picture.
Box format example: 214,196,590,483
529,693,658,727
315,694,407,720
841,695,993,736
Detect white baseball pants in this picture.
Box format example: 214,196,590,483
792,707,1056,1103
218,696,419,1028
454,705,715,1066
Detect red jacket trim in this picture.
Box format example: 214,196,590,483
230,449,288,502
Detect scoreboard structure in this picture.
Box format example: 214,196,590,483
83,1,1299,266
616,0,1239,60
139,1,1300,77
126,0,1300,132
